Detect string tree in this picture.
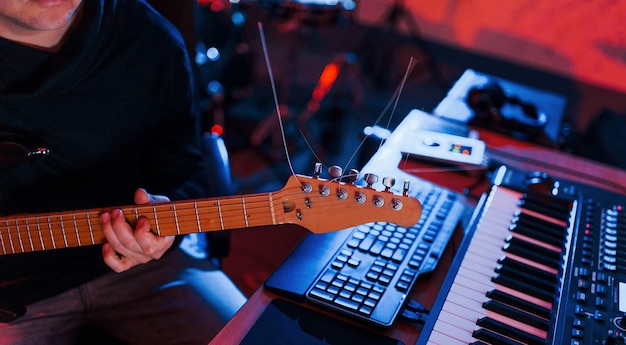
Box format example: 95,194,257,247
403,180,410,196
313,162,323,178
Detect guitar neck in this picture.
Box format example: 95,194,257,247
0,174,422,256
0,193,277,255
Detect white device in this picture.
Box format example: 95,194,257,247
402,130,486,168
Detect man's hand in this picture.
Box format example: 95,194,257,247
100,188,175,272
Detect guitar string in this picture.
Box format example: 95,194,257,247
0,154,476,252
0,187,415,252
256,22,430,196
0,189,396,228
257,22,299,185
339,57,417,176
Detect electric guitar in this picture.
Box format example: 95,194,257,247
0,174,421,255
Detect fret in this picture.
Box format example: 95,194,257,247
269,193,276,224
172,203,181,235
14,218,24,254
72,213,81,247
193,200,201,233
47,215,57,250
24,217,34,252
153,204,160,236
59,214,70,248
217,198,224,230
0,226,5,254
86,211,95,245
36,217,45,251
241,196,248,228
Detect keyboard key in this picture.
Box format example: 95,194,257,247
305,185,465,327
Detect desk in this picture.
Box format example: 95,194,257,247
211,110,626,344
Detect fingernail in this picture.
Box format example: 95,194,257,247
112,209,123,218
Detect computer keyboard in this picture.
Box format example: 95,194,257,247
304,183,468,327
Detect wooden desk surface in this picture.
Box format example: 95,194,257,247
210,110,626,344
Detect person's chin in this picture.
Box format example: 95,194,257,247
32,0,74,7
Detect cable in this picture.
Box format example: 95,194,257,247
399,299,430,326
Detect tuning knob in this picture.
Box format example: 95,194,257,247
344,169,359,183
328,166,343,179
382,177,395,191
364,173,378,187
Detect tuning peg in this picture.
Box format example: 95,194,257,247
328,165,343,179
313,162,323,178
403,180,410,196
382,177,395,192
346,169,359,183
363,173,378,188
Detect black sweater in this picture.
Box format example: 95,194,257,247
0,0,208,312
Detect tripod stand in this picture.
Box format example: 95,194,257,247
356,0,448,91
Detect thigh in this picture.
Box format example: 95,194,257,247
84,249,246,345
0,287,85,345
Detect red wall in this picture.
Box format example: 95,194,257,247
357,0,626,94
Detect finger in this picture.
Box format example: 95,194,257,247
134,188,151,205
134,188,169,205
100,209,143,258
102,243,129,273
133,217,174,259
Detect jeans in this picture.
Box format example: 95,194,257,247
0,246,247,345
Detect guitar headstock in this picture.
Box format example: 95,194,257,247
274,167,422,234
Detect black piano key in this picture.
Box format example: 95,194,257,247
472,328,525,345
509,222,565,248
486,289,551,320
503,236,562,269
482,300,550,331
497,257,558,286
492,273,555,303
520,192,572,222
469,342,490,345
476,317,545,345
495,261,557,294
513,212,567,238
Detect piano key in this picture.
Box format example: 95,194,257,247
486,289,551,320
494,261,557,294
509,221,565,248
522,190,572,214
491,273,555,303
503,236,562,269
513,211,567,236
496,256,558,286
476,317,545,345
519,193,571,222
429,321,474,345
472,327,525,345
482,299,550,331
